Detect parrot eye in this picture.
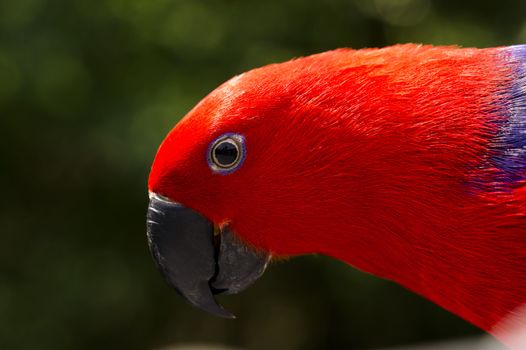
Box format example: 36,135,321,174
208,133,245,174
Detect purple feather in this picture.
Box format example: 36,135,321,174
490,45,526,184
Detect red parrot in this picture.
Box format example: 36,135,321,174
146,44,526,347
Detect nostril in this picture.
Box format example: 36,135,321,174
213,224,221,236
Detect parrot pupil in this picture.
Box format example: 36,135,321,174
214,141,239,167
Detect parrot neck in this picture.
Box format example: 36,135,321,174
326,192,526,339
316,45,526,338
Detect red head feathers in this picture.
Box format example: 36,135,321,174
147,44,526,346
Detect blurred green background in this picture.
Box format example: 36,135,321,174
2,0,526,349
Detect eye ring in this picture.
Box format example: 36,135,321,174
207,133,245,174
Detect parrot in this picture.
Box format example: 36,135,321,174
146,44,526,347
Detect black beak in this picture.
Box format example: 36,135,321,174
146,192,270,318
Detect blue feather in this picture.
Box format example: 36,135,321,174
490,45,526,184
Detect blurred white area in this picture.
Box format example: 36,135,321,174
374,337,507,350
157,345,240,350
156,337,511,350
155,338,508,350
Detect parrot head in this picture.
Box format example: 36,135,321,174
147,44,526,339
146,50,391,317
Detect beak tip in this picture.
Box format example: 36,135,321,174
190,298,236,319
221,311,237,320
